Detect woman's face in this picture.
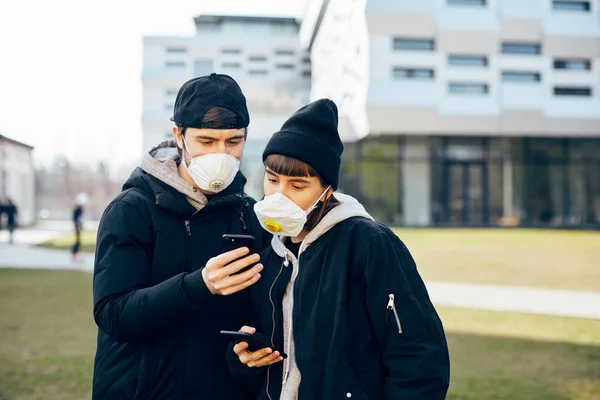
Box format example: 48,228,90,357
263,168,329,211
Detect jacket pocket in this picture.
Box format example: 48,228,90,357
337,354,370,400
384,291,428,337
386,293,403,334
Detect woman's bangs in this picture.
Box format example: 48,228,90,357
264,154,318,177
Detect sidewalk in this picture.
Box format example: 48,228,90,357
425,281,600,320
0,243,93,272
1,242,599,320
0,229,64,245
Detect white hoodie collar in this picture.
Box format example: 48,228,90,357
270,193,373,259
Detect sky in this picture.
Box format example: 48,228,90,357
0,0,306,172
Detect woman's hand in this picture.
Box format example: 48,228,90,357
233,326,284,368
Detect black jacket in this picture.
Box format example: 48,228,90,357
73,206,83,231
228,198,450,399
92,167,269,399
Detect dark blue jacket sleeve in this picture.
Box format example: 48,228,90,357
93,200,211,344
226,343,268,395
363,227,450,400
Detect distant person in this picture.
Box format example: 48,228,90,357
5,198,18,244
72,193,87,261
0,198,6,233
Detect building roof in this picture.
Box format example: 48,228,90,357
300,0,330,51
0,133,34,150
194,14,299,26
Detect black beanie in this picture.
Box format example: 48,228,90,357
262,99,344,190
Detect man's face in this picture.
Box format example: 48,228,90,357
173,126,246,163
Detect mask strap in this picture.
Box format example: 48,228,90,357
307,185,332,212
181,136,193,167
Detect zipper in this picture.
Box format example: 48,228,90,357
265,260,286,400
184,220,192,237
282,255,293,387
387,294,403,334
283,247,301,389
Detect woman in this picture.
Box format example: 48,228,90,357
228,99,450,399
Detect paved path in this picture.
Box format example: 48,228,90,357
0,228,64,245
425,281,600,320
0,243,94,272
1,235,599,320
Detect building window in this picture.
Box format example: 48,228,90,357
222,63,241,69
552,1,591,11
194,59,213,76
502,71,542,83
166,90,178,96
448,55,488,67
554,59,592,70
393,67,435,80
303,57,311,64
166,47,187,54
276,49,295,56
196,22,220,32
501,42,541,55
393,38,435,51
165,103,174,111
248,70,268,76
271,22,297,35
447,0,486,6
249,56,267,62
302,70,312,77
449,83,489,95
276,64,295,70
222,48,241,55
554,87,592,96
166,61,186,69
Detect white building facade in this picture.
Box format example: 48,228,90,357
303,0,600,227
0,134,36,226
142,15,311,199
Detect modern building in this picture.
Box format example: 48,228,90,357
302,0,600,227
0,134,36,226
142,14,311,199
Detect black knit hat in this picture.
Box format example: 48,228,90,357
171,73,249,129
262,99,344,190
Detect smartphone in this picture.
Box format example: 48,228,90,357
220,330,287,358
221,234,256,275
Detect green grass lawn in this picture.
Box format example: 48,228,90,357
37,231,97,254
36,228,600,292
393,228,600,293
1,269,599,400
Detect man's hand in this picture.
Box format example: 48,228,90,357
202,247,262,295
233,326,284,368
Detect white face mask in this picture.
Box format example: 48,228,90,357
254,186,331,237
182,138,240,193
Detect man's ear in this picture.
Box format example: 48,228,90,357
172,125,183,149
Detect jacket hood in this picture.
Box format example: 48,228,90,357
123,140,247,217
271,193,373,258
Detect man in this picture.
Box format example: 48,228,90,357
92,73,269,399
